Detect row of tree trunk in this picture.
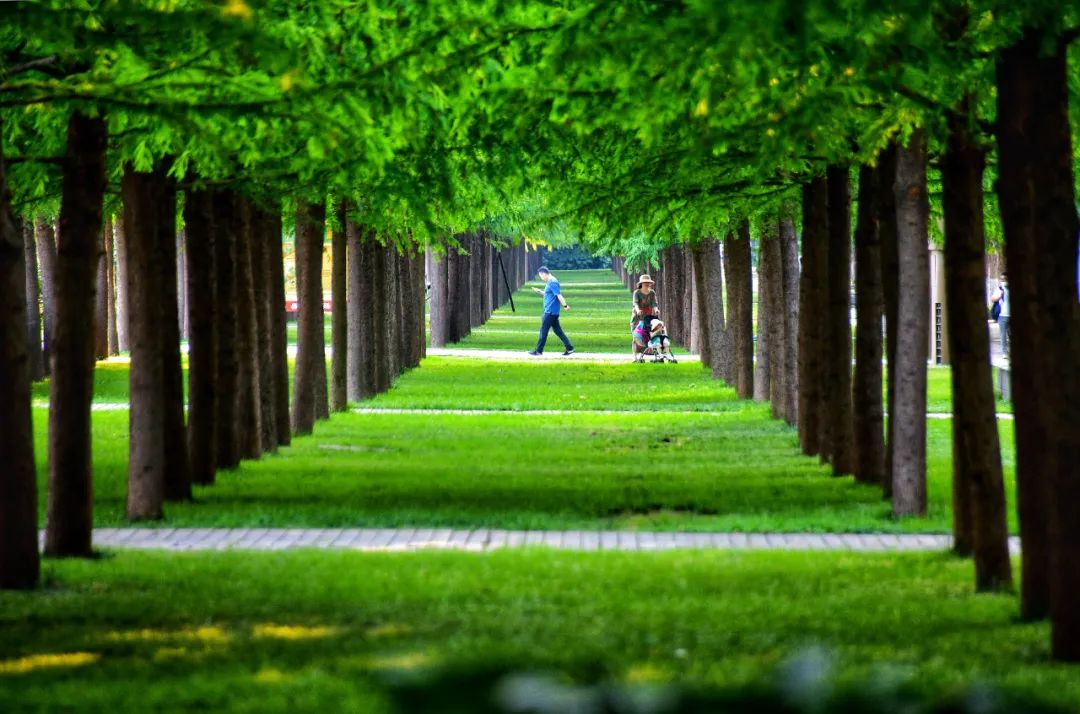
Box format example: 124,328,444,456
427,237,536,347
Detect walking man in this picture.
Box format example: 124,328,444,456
528,266,574,356
992,272,1010,357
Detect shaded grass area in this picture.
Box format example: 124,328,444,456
0,550,1073,713
32,402,1017,533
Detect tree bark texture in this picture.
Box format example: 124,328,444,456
233,197,262,460
727,223,754,399
104,219,118,356
852,165,885,486
94,222,109,360
331,200,348,411
427,246,449,349
44,112,107,556
264,205,290,447
212,190,239,469
113,213,130,353
23,221,44,381
35,217,57,374
754,227,772,402
291,199,327,435
155,166,190,503
825,165,855,476
762,221,786,418
348,222,375,400
891,129,930,517
369,236,390,394
184,189,217,486
251,204,277,454
877,142,900,498
996,31,1080,658
798,178,828,456
122,163,167,521
943,98,1012,591
0,130,40,589
779,216,800,426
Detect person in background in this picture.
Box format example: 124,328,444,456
991,272,1010,357
527,266,574,356
632,274,659,328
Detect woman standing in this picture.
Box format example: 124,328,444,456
632,274,659,326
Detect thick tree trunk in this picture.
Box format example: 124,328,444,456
996,31,1080,658
943,98,1012,591
155,166,190,502
331,200,348,411
0,131,40,589
779,216,800,426
233,198,262,460
113,214,130,353
23,221,44,381
692,240,724,373
212,190,239,469
891,129,930,517
853,165,885,486
825,165,855,476
251,204,277,454
347,222,373,400
469,235,483,328
94,222,109,360
264,205,290,447
184,188,217,486
798,178,828,456
726,223,754,399
122,163,167,521
877,143,900,498
762,221,786,419
35,217,57,373
754,227,772,402
369,237,390,393
427,246,448,348
386,244,402,382
176,230,187,343
104,219,118,356
291,199,327,435
44,112,107,556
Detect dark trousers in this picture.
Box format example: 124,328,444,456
535,312,572,353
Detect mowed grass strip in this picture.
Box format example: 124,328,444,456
0,550,1072,713
33,404,1016,533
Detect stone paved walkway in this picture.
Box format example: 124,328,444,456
44,528,1021,554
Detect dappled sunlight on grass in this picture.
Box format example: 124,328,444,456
0,651,100,675
104,625,231,644
253,624,340,640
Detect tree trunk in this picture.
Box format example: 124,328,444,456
943,97,1012,591
692,240,724,372
798,178,828,456
0,128,40,589
291,199,326,435
94,221,109,360
853,164,885,486
331,200,348,411
104,218,118,356
347,222,373,400
156,165,190,502
251,204,277,454
212,190,239,469
877,142,900,498
184,188,217,486
113,213,130,353
233,197,262,460
763,220,786,419
754,227,772,402
122,162,167,521
996,31,1080,658
891,129,930,517
779,216,800,426
264,204,290,447
44,111,107,556
369,237,390,393
35,217,57,373
23,221,44,381
427,246,448,348
386,244,403,382
826,165,855,476
726,223,754,399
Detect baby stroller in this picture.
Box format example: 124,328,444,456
632,315,677,363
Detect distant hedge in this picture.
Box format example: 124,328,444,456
539,246,613,270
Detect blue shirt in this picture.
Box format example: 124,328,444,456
543,278,561,315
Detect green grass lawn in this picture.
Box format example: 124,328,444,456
1,550,1074,713
32,355,1017,532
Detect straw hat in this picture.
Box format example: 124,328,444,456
637,274,655,289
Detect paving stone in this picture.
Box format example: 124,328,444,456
599,532,620,551
616,531,637,550
581,531,600,551
561,531,584,549
487,530,509,549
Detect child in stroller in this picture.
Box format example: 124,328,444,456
632,315,677,363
